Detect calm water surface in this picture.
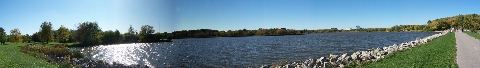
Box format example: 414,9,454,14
78,32,438,67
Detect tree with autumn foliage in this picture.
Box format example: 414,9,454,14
9,28,22,44
57,25,70,43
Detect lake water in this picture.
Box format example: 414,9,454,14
78,32,438,67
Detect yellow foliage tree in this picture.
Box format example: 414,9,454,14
57,25,70,43
9,28,22,44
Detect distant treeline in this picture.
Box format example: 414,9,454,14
0,14,478,46
169,28,306,38
0,22,436,47
166,25,431,39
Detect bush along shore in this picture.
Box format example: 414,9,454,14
20,44,149,68
260,29,452,68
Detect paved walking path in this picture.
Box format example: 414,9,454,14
455,31,480,68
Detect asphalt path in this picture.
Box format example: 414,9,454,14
455,31,480,68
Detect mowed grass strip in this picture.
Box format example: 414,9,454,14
349,33,457,68
465,31,480,39
0,42,58,68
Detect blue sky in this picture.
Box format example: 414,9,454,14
0,0,173,35
0,0,479,35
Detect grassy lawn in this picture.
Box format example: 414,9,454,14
465,31,480,39
0,42,58,68
349,33,458,68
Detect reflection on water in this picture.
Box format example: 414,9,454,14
81,43,179,68
79,32,438,67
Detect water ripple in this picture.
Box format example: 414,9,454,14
79,32,437,68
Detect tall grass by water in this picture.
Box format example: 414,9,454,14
349,33,457,68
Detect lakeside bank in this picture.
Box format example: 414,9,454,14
0,42,57,67
261,30,454,68
1,32,454,67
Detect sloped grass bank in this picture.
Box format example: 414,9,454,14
350,33,457,68
0,42,58,68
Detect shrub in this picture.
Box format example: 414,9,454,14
97,60,104,63
58,59,72,68
71,50,84,58
20,44,83,67
21,44,71,57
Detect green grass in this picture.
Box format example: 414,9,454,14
0,42,58,68
465,31,480,40
349,33,458,68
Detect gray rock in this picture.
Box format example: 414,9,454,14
329,54,339,65
329,54,339,62
351,51,361,60
283,64,295,68
304,59,316,67
339,64,345,68
320,57,329,63
339,53,347,60
342,56,353,64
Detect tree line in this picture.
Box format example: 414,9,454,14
426,14,480,31
364,14,480,32
0,21,171,46
354,25,430,32
169,28,308,38
1,14,478,46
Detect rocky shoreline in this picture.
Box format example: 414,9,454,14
260,30,451,68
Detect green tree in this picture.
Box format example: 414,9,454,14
23,34,31,43
9,28,22,44
57,25,70,43
68,29,76,42
52,30,57,42
31,32,41,42
40,21,53,44
114,30,123,43
0,27,7,45
75,22,102,46
100,30,123,44
139,25,154,42
102,30,115,44
124,25,138,43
